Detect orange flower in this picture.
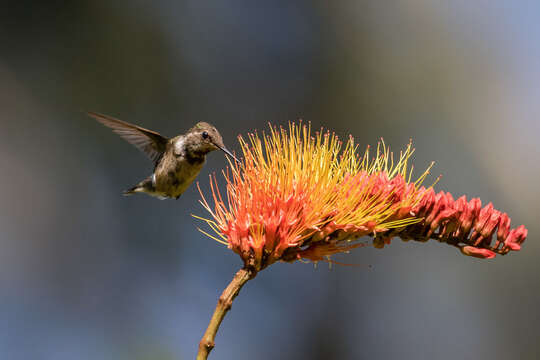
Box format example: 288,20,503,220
196,123,425,270
195,123,527,270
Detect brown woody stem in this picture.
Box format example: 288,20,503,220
197,267,256,360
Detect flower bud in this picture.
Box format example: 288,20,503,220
460,246,496,259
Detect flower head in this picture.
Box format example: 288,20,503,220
196,123,527,271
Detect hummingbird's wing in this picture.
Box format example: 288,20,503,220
88,112,168,164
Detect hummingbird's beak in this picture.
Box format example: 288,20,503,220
215,143,241,164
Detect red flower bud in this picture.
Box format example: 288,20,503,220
460,246,496,259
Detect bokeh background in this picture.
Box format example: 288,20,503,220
1,1,539,359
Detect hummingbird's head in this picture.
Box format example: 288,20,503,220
185,122,239,162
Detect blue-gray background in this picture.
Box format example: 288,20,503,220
1,1,539,359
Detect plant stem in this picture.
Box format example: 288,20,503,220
197,267,255,360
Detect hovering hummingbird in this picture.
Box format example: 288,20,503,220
89,112,238,200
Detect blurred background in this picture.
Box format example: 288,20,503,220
1,1,539,359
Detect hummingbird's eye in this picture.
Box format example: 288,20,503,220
202,131,209,139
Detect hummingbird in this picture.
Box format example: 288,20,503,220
89,112,238,200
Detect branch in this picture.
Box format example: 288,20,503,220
197,267,256,360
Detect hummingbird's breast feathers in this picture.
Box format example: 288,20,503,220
172,135,186,157
153,143,206,198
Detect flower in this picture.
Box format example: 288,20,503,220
387,189,528,258
196,123,527,271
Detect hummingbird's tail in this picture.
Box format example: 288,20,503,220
123,177,154,196
122,186,138,196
